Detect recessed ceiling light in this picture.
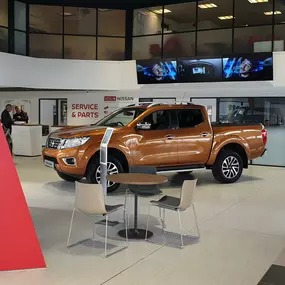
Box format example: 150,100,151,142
152,8,171,14
198,3,218,9
264,10,282,15
58,12,74,17
218,15,233,20
248,0,268,3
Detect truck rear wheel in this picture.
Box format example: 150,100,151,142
212,150,243,183
86,156,123,193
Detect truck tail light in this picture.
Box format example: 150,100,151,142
262,129,268,146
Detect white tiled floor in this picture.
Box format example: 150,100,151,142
1,157,285,285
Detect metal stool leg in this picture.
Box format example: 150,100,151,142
145,205,151,241
193,204,200,238
104,215,108,258
162,208,166,232
177,210,184,248
67,208,76,247
124,208,129,246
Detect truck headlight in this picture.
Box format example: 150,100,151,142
58,137,90,150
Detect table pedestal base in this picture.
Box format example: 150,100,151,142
118,228,153,239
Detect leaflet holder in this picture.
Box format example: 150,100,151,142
100,128,114,196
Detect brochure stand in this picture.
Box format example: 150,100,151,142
100,128,114,196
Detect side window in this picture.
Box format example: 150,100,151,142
140,110,171,130
177,109,204,128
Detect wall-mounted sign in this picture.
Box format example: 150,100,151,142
71,103,99,119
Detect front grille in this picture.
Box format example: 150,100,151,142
46,137,61,149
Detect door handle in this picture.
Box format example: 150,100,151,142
200,132,210,137
165,134,176,140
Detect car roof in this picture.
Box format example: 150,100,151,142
126,103,203,110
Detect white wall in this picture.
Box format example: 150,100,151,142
0,53,138,90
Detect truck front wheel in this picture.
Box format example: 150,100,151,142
86,156,123,193
212,151,243,183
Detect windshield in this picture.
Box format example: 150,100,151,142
96,107,146,127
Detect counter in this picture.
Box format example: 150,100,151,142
12,124,42,156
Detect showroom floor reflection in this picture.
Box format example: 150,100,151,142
1,156,285,285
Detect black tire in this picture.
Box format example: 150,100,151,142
57,171,80,182
86,155,124,193
212,150,243,183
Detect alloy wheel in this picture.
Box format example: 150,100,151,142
222,156,240,179
95,162,119,188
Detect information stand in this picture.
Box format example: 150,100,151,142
100,128,114,196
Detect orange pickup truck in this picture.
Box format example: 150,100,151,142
43,103,267,192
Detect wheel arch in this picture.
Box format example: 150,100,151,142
215,143,248,169
85,147,129,176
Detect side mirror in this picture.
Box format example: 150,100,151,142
136,122,151,130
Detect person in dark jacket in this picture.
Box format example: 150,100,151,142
13,106,29,123
1,104,13,133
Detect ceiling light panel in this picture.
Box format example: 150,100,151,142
248,0,268,3
218,15,233,20
198,3,218,9
152,9,171,14
264,11,282,15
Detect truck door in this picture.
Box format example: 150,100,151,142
174,108,213,165
134,110,178,166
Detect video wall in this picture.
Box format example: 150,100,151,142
136,53,273,84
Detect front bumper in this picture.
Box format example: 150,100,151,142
42,147,87,176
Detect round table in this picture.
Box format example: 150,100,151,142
107,173,168,239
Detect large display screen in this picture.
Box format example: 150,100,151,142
223,53,273,81
136,59,177,84
177,58,223,82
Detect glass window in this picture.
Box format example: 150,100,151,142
177,109,204,128
133,6,163,36
197,29,232,56
98,9,126,36
97,108,145,127
274,0,285,24
219,98,252,123
15,31,26,55
0,27,8,52
163,32,195,58
64,36,96,60
29,5,62,33
0,0,8,27
141,110,171,130
235,0,273,27
30,34,62,58
163,2,196,33
97,37,125,60
133,35,162,59
273,25,285,51
252,98,285,166
64,7,96,35
234,26,272,53
14,1,26,31
197,0,233,30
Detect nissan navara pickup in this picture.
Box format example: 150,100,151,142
43,103,267,192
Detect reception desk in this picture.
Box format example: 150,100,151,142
12,124,42,156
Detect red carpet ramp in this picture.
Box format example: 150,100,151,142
0,127,46,271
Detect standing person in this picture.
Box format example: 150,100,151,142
1,104,13,133
13,106,29,123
